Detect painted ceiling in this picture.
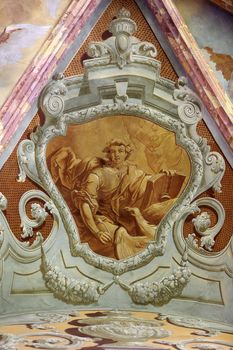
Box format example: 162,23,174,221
0,0,71,108
174,0,233,101
0,1,232,347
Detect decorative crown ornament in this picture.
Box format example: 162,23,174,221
87,8,157,69
109,7,137,36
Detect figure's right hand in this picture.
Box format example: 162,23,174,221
97,231,112,244
124,207,141,217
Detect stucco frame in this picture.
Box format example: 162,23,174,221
17,8,226,275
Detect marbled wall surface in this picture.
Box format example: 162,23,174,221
173,0,233,101
0,0,70,107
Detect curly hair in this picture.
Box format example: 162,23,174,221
103,138,133,160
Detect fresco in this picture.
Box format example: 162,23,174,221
202,47,233,101
173,0,233,101
0,0,70,107
47,116,190,260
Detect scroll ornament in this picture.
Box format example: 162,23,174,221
40,73,68,119
18,190,59,248
173,77,225,195
186,198,225,252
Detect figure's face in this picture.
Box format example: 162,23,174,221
109,145,127,167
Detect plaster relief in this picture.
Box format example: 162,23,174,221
0,7,231,321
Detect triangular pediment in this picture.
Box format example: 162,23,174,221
0,1,232,341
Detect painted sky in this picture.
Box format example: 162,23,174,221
0,0,70,107
174,0,233,101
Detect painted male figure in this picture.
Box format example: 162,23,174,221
50,138,180,259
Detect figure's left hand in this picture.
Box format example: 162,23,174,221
98,231,112,244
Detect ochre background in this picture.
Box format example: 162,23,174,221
47,117,191,177
0,0,232,251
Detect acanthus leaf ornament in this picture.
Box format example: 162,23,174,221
21,224,34,239
17,190,58,248
175,198,225,253
17,139,42,187
191,198,225,251
28,231,44,249
87,42,114,60
19,192,48,241
204,151,225,193
186,233,199,250
173,77,201,106
31,203,48,224
132,42,157,58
